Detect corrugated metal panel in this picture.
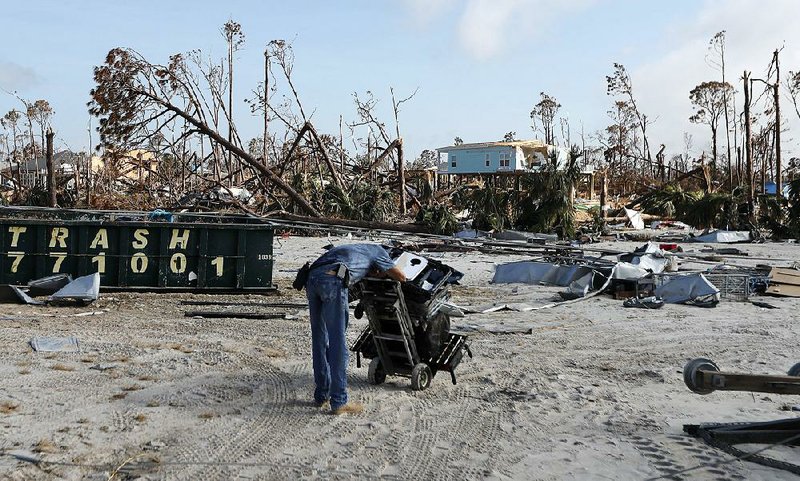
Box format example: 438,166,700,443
0,214,275,292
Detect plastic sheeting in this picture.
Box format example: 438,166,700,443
624,208,645,230
612,263,651,280
492,261,595,286
655,273,720,305
692,230,751,243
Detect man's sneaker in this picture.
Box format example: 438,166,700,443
314,399,330,409
331,402,364,415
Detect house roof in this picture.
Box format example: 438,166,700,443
21,150,79,171
436,140,548,152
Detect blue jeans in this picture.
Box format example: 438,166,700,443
306,268,350,409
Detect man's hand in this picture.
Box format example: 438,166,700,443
384,266,407,283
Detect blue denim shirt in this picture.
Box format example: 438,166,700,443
311,244,395,285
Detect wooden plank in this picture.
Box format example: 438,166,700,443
184,311,285,320
770,267,800,286
700,370,800,395
766,283,800,297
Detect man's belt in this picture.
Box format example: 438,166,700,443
312,263,348,281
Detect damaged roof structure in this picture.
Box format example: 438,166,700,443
436,140,572,175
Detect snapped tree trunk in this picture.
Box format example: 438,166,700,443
397,138,406,214
142,91,321,217
45,129,56,207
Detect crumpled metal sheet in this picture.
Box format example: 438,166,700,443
616,243,669,278
655,273,720,304
454,229,490,239
0,285,44,305
492,230,559,243
565,272,594,298
27,274,73,297
29,336,80,352
50,272,100,303
492,261,595,286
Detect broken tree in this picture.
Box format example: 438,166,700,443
88,48,320,216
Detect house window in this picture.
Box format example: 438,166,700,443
451,155,457,168
485,153,490,167
499,152,510,168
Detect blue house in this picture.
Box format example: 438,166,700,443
436,140,568,175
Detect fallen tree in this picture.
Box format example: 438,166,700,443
89,48,321,216
265,212,432,235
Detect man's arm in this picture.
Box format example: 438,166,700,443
370,246,407,282
383,266,407,282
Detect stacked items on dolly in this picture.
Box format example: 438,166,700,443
351,249,471,391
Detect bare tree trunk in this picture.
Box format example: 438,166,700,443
269,212,430,234
227,35,234,186
720,47,733,190
45,129,56,207
744,71,754,210
280,122,343,190
339,115,344,171
263,50,270,194
774,49,782,197
147,93,320,216
711,126,718,166
26,112,38,183
305,122,344,190
600,173,607,219
397,138,406,214
363,139,402,175
73,155,81,203
86,118,92,206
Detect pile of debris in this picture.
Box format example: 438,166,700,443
458,236,798,320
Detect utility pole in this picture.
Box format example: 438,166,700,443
743,71,753,211
45,128,55,207
718,34,733,189
223,21,243,185
773,49,782,197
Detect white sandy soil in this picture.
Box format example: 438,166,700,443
0,235,799,480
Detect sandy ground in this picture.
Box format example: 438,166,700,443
1,234,799,480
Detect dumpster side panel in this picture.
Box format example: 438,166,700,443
0,217,275,291
200,228,238,289
3,223,37,284
162,227,198,288
244,229,274,288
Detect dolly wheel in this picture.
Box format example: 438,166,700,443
411,363,432,391
683,357,719,395
788,362,800,377
368,358,386,385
